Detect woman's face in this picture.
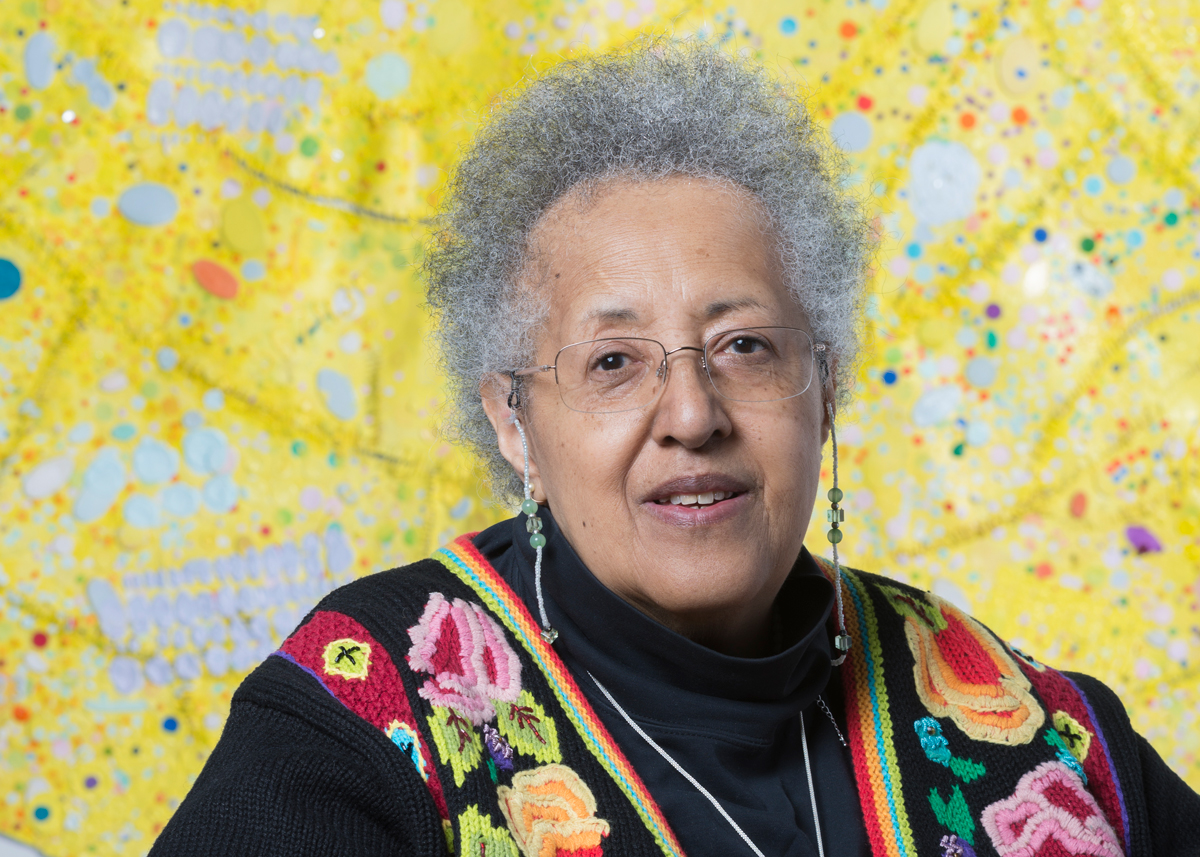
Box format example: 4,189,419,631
482,176,830,655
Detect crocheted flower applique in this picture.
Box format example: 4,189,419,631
914,717,986,783
406,592,523,725
497,764,610,857
980,761,1124,857
883,587,1045,745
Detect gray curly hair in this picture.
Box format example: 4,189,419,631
424,38,874,500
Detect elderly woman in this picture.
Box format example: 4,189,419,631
151,42,1198,857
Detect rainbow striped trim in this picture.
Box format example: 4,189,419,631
814,556,917,857
435,536,686,857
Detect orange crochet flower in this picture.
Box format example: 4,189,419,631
884,587,1045,745
497,764,610,857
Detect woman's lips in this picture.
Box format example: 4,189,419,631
642,491,749,526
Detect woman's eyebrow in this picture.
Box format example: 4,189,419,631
582,306,640,325
704,297,766,319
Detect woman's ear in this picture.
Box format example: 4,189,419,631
480,374,545,500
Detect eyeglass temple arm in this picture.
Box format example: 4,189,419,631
507,366,555,410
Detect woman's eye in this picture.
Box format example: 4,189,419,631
596,352,630,371
729,336,768,354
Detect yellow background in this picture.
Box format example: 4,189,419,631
1,0,1198,853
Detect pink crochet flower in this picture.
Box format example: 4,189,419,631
406,593,522,724
981,761,1124,857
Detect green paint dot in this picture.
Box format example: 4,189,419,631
96,402,114,421
884,346,903,365
140,381,159,398
291,441,306,456
985,330,997,349
14,104,32,121
1164,211,1179,226
952,443,965,456
404,528,417,546
1080,237,1095,252
277,508,293,525
299,136,319,157
328,453,340,467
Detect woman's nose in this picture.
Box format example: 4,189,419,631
651,350,732,448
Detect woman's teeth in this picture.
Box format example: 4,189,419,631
655,491,732,507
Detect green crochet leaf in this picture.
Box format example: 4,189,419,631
949,755,987,783
929,785,975,846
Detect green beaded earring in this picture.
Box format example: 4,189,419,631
826,399,852,664
511,410,557,644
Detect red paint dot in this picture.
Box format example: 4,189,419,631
260,526,271,536
856,94,873,110
32,632,47,648
13,705,30,722
960,112,976,129
839,20,858,38
375,161,387,172
1011,106,1030,125
1034,562,1054,580
1070,492,1087,518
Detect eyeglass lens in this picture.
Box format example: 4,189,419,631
554,328,815,414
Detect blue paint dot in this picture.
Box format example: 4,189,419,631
906,243,922,259
163,717,179,732
34,806,49,821
0,258,22,300
1033,227,1048,242
179,314,192,327
882,369,898,385
780,16,798,35
1083,175,1104,195
156,347,179,371
914,263,934,284
1126,229,1144,249
111,423,137,441
241,259,266,281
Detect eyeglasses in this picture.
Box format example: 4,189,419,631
509,327,826,415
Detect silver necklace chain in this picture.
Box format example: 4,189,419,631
588,671,843,857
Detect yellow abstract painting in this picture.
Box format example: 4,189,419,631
1,0,1198,853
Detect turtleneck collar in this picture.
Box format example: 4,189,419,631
474,507,836,743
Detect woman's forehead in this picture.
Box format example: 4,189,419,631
527,177,799,335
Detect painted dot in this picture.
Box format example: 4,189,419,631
986,330,998,348
1033,227,1048,242
1126,229,1144,249
830,111,872,153
299,136,319,157
906,243,922,259
856,94,873,110
157,346,179,371
292,440,307,456
1164,211,1179,226
985,303,1002,319
163,716,179,732
90,197,111,217
1106,155,1136,185
952,443,965,456
1083,175,1104,195
882,369,898,385
780,16,798,35
84,776,98,789
960,113,976,129
15,104,32,121
365,52,411,100
191,259,238,300
839,20,858,38
111,423,137,441
32,631,47,647
33,806,49,821
118,182,180,226
1080,237,1095,252
0,258,22,300
1011,106,1029,124
241,259,266,281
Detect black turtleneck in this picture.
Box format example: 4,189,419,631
474,510,869,857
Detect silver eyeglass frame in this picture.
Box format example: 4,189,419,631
506,326,828,414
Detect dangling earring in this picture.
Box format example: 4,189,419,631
509,385,559,645
826,399,852,666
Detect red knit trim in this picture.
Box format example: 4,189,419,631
279,610,450,820
1015,659,1128,850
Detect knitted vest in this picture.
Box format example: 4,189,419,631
270,534,1138,857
